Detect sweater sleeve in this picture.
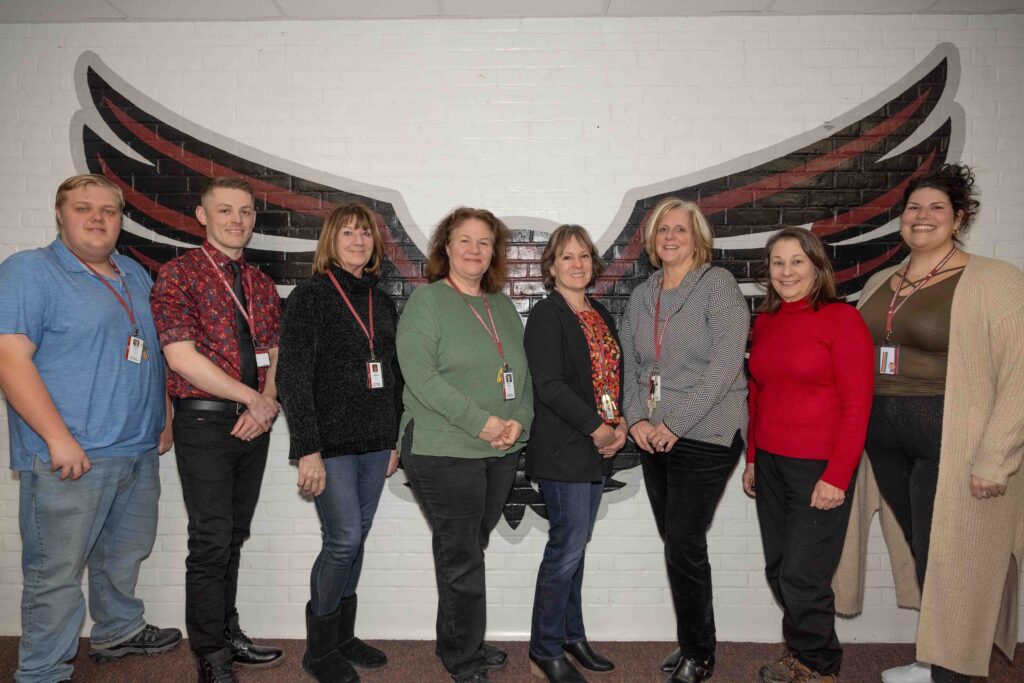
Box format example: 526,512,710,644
396,287,491,439
971,303,1024,485
524,301,604,437
664,271,750,440
276,282,324,459
619,288,647,427
821,305,875,490
746,318,761,464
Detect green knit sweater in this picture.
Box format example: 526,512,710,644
397,280,533,458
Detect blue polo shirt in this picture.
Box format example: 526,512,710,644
0,239,166,471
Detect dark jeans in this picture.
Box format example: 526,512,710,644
640,431,742,660
401,437,519,679
529,478,604,660
310,449,390,615
755,449,855,676
173,408,270,655
866,395,968,683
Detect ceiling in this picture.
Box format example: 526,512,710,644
0,0,1021,23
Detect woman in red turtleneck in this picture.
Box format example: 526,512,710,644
744,227,874,683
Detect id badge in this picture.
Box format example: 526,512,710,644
501,370,516,401
600,392,620,424
878,344,899,375
649,373,662,402
255,347,271,368
125,335,145,364
367,361,384,389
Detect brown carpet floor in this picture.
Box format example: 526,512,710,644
0,637,1020,682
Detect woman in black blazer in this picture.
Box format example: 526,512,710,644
524,224,628,683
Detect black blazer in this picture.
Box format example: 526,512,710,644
524,290,623,483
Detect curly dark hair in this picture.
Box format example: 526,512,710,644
901,163,980,243
425,207,510,294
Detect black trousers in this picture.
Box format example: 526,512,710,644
755,449,855,675
173,408,270,655
401,425,519,679
866,395,969,683
640,431,742,660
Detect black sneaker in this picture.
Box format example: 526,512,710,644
90,624,182,662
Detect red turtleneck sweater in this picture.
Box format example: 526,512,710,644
746,298,874,490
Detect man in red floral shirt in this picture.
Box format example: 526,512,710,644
151,177,284,683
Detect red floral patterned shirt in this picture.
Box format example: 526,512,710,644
576,309,621,418
150,242,282,399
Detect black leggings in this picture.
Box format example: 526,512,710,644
865,395,969,683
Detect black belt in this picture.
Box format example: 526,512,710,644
174,398,246,415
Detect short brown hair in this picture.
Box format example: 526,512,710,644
312,203,386,277
540,224,604,291
200,176,255,204
55,174,125,211
644,197,714,269
426,207,510,294
757,227,841,314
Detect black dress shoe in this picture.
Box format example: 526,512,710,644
661,647,682,672
529,654,587,683
665,653,715,683
224,621,284,668
563,639,615,673
197,647,238,683
480,643,508,671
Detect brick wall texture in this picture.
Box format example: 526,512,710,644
1,14,1022,643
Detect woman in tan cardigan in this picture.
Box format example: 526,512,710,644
839,164,1024,683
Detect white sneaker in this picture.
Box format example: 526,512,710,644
881,662,931,683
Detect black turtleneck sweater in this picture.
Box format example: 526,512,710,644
277,265,403,460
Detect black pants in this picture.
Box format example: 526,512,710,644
640,431,741,660
755,449,855,675
173,408,270,655
866,395,968,683
401,426,519,679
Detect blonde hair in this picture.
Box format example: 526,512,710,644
312,203,386,277
643,197,714,269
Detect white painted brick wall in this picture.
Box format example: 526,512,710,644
1,15,1023,644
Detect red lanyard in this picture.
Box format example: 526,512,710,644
201,247,255,330
75,255,139,335
446,276,505,361
885,245,957,342
327,270,375,360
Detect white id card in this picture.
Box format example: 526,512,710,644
125,336,145,364
367,361,384,389
501,371,516,400
649,373,662,402
255,347,271,368
878,344,899,376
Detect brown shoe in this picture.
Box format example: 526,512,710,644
790,659,836,683
760,652,799,683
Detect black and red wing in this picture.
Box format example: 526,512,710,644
592,43,962,311
71,51,426,296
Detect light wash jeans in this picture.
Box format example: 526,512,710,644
17,449,160,683
309,449,390,615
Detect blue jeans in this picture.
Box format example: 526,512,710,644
310,450,390,615
530,478,604,660
17,450,160,683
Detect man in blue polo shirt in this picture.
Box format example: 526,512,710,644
0,174,181,683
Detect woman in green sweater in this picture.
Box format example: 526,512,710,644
396,207,533,683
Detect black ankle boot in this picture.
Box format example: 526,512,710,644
529,654,587,683
661,647,682,672
665,653,715,683
223,614,284,668
337,594,387,670
197,647,238,683
563,639,615,672
304,602,360,683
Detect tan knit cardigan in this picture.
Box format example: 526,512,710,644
833,254,1024,676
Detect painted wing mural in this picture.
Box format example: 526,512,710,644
71,44,961,529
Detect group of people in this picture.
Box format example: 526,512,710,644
0,163,1021,683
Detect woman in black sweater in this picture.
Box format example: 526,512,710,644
525,224,627,683
277,203,402,683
